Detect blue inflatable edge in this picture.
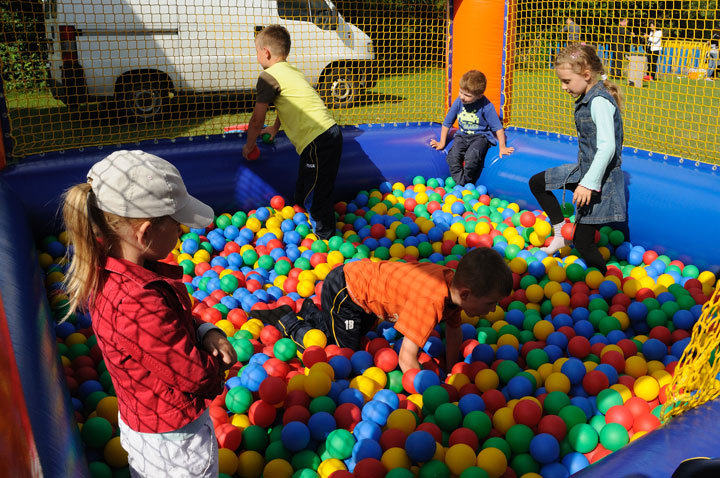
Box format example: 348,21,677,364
0,123,718,476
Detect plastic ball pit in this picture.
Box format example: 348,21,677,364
2,122,720,478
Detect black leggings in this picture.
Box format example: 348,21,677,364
529,172,607,274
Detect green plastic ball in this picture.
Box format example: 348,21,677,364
462,410,492,440
510,453,540,476
326,429,355,459
419,460,450,478
460,467,489,478
242,425,269,452
423,385,450,415
558,405,587,431
599,422,629,451
506,424,534,454
88,461,112,478
568,423,599,453
435,403,463,432
291,450,321,471
274,338,297,361
596,389,624,414
225,386,253,414
81,416,113,448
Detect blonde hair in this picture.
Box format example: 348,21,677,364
555,43,624,111
61,183,162,320
459,70,487,96
256,24,291,58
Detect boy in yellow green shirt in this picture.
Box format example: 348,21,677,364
242,25,342,239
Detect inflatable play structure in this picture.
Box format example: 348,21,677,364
1,1,719,476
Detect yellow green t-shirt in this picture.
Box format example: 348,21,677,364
256,62,336,154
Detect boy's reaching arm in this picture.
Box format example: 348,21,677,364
242,102,269,159
430,125,450,150
496,129,515,157
444,324,462,371
398,337,422,373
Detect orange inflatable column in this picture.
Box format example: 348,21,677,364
450,0,507,118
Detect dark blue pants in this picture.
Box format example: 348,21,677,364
446,134,491,186
295,124,343,239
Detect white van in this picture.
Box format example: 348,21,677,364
43,0,375,120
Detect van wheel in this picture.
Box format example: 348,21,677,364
119,74,171,121
319,67,358,109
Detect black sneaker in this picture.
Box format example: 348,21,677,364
249,305,295,328
298,298,318,319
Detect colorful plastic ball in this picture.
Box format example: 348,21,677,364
449,427,480,451
216,423,243,451
351,351,375,374
605,405,634,430
435,402,463,432
414,370,441,394
599,422,629,451
505,424,535,455
218,447,239,475
445,444,477,476
226,385,253,414
237,450,265,478
274,338,298,361
567,423,598,453
264,458,294,478
507,375,535,399
362,400,393,427
544,373,571,394
248,400,277,427
513,399,542,427
81,416,113,448
475,446,508,478
103,436,128,467
308,411,337,442
405,430,437,463
353,438,384,463
529,433,560,464
633,413,661,433
582,370,609,396
354,458,388,477
381,448,412,470
282,421,311,452
87,462,111,478
634,376,660,401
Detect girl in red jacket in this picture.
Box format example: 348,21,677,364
62,150,236,477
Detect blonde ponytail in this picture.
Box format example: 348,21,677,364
602,79,624,112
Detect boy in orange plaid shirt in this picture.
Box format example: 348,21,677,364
251,247,512,373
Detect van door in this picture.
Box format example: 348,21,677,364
177,0,265,93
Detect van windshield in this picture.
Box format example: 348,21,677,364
277,1,337,31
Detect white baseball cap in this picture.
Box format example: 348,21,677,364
87,150,214,229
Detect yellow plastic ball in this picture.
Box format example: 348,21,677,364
231,413,251,429
445,443,477,476
351,375,379,401
363,367,388,389
327,251,345,266
537,363,554,381
497,334,520,348
492,407,516,435
304,372,332,398
218,447,239,475
381,447,412,470
296,280,316,298
533,320,555,341
525,284,545,303
534,220,552,237
652,370,673,388
547,265,567,282
432,441,446,461
103,436,128,468
476,446,508,478
647,360,665,374
303,329,328,349
263,458,293,478
509,257,528,274
630,430,649,441
634,376,660,401
624,356,648,378
65,332,87,347
386,409,417,435
544,372,571,393
447,373,471,391
698,270,717,287
215,319,236,337
475,369,500,392
237,450,265,478
622,278,640,298
543,281,563,299
309,362,335,380
550,291,570,307
552,357,568,373
610,384,632,402
389,243,406,258
95,396,119,426
287,373,307,392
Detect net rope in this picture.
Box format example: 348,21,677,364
661,285,720,421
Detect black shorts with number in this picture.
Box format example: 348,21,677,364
300,265,377,350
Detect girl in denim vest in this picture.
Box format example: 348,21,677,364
529,44,626,275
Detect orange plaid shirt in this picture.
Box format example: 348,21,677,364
343,260,461,348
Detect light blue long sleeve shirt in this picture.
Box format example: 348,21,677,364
579,96,616,191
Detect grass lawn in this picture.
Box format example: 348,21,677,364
509,69,720,165
3,68,445,161
4,66,718,164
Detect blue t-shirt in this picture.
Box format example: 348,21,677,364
442,95,502,145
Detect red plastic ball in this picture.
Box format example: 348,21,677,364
366,338,391,356
642,250,659,265
481,389,507,413
285,389,311,408
570,293,589,309
270,195,285,210
520,211,536,227
302,346,328,368
561,222,575,240
568,336,591,359
215,422,242,451
605,405,634,430
248,400,276,428
601,350,626,374
538,414,567,442
635,288,656,301
617,375,635,390
263,357,291,379
329,471,353,478
258,376,287,405
402,368,420,394
633,413,661,433
513,399,543,427
624,396,650,418
283,405,311,425
649,326,672,345
582,370,610,395
616,339,638,358
334,403,362,431
416,422,443,443
260,325,282,346
589,444,613,463
353,458,387,478
379,428,407,451
448,427,480,451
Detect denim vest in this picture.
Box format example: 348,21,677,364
544,81,627,224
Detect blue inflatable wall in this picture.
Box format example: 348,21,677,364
0,123,718,476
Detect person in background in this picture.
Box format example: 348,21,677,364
610,18,632,78
643,22,663,81
563,17,581,44
706,29,719,81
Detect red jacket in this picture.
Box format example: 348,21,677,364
90,257,224,433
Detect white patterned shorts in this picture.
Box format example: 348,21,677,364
118,409,218,478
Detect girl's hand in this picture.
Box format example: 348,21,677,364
499,146,515,157
202,330,237,370
430,139,445,150
573,185,593,208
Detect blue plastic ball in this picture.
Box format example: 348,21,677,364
529,433,560,464
353,420,382,442
672,309,695,330
562,451,590,474
471,344,495,364
308,411,337,441
338,388,365,408
329,355,352,380
458,394,485,416
540,462,570,478
405,430,437,463
361,400,393,426
350,351,374,374
641,338,667,361
507,375,535,399
373,389,400,410
413,370,441,394
352,438,383,462
561,358,586,385
281,421,310,452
